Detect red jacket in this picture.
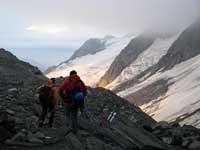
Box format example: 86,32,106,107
60,74,87,105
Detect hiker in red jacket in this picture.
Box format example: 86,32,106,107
59,70,87,133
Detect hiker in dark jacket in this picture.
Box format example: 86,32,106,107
37,78,59,127
59,70,87,133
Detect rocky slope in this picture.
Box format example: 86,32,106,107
2,49,164,150
0,48,46,123
1,49,200,150
2,85,200,150
0,48,46,87
0,85,174,150
0,48,46,142
112,19,200,128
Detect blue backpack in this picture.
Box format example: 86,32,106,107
73,92,84,101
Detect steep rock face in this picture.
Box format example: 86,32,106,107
106,34,178,89
143,19,200,75
98,33,157,87
0,48,46,131
114,19,200,127
0,48,46,88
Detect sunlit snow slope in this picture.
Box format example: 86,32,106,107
114,20,200,127
47,35,135,86
118,55,200,127
106,35,179,89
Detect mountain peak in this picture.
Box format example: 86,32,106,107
0,48,18,61
66,38,105,62
103,34,115,41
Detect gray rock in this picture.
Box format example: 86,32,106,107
86,137,104,150
0,126,12,142
27,136,43,145
188,140,200,150
33,131,45,139
6,131,26,143
8,88,18,93
162,137,173,145
78,130,90,137
172,135,182,146
130,115,138,123
5,109,15,115
65,133,84,150
27,132,43,144
182,138,192,148
152,121,172,130
33,104,42,116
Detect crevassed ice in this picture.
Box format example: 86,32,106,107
106,35,179,89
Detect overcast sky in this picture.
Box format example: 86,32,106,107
0,0,199,67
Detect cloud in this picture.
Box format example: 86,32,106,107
25,25,69,34
0,0,199,66
0,0,199,47
1,0,200,33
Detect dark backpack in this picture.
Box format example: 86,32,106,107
38,85,54,104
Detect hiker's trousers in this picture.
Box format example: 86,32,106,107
40,100,55,126
64,106,78,132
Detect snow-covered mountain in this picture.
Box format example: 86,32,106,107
46,35,135,86
104,20,200,127
66,35,115,62
98,32,179,88
106,34,179,89
46,19,200,128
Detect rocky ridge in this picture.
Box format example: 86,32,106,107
1,49,200,150
0,49,163,150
